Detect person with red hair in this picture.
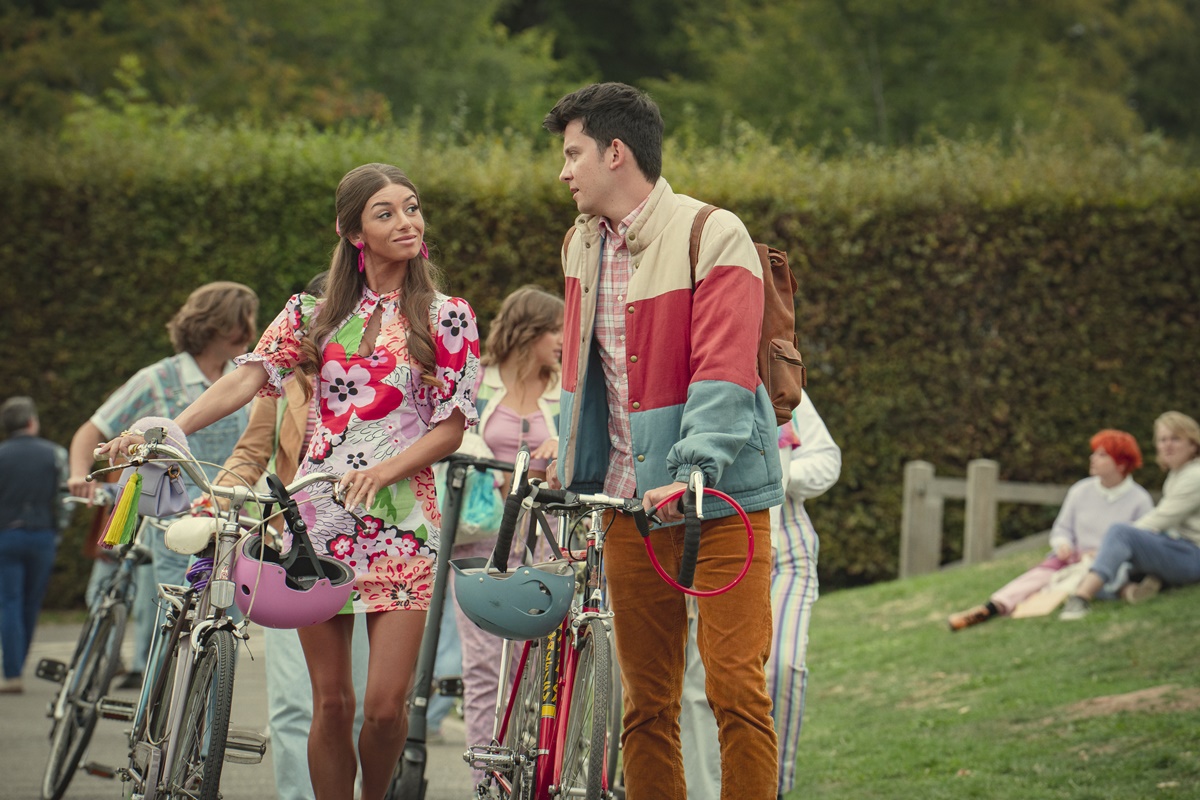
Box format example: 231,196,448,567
948,429,1153,630
1061,411,1200,620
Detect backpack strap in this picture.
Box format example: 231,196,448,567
688,204,719,285
563,225,577,253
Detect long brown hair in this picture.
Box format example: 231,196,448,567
299,164,444,396
481,285,564,387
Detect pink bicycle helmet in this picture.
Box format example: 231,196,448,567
232,533,354,628
232,474,355,628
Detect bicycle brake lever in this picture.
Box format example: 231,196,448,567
331,490,370,529
689,468,705,520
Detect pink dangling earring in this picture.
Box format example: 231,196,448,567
355,241,366,273
420,241,429,260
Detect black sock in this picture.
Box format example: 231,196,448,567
984,601,999,617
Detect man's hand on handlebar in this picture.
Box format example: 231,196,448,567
545,457,562,490
642,481,689,523
67,474,97,501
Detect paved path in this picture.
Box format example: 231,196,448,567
2,621,476,800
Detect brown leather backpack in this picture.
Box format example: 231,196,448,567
689,204,806,426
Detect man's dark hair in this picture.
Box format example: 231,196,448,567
543,82,664,183
0,396,37,436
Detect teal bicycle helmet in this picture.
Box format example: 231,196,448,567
451,556,575,640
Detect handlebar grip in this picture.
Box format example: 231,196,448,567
676,468,706,589
491,485,528,574
528,486,572,505
677,488,701,589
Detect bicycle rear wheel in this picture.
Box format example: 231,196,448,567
42,603,127,800
168,626,236,800
557,618,611,800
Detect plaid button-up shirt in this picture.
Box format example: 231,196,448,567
595,197,649,498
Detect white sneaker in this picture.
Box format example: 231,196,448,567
1059,595,1091,621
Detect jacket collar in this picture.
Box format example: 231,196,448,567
480,364,561,402
572,176,677,258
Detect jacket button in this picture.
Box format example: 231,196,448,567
629,355,637,363
632,401,640,409
627,305,634,313
629,233,636,242
637,455,645,462
583,286,589,293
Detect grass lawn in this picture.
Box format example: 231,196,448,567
789,550,1200,799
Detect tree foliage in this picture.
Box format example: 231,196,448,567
1,0,1197,145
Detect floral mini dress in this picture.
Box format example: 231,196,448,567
239,287,480,614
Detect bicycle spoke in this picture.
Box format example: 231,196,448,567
169,627,236,800
556,619,610,800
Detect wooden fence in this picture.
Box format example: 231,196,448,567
899,459,1073,578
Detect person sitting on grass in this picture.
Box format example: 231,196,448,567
948,429,1152,631
1061,410,1200,621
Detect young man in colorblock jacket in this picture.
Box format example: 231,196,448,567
544,81,782,800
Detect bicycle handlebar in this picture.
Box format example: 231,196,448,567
90,431,340,510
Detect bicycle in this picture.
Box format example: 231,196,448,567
38,486,150,800
80,426,353,800
457,453,755,800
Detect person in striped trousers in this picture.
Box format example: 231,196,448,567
681,391,841,798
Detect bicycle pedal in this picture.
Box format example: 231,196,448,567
437,676,464,697
36,658,67,683
97,697,137,721
464,744,515,771
82,761,119,779
224,727,268,764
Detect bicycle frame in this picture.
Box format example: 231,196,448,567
125,540,239,799
473,507,615,800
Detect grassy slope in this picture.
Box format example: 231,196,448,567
790,550,1200,799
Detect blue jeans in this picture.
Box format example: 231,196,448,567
0,528,59,679
85,555,156,671
1091,523,1200,586
427,596,462,734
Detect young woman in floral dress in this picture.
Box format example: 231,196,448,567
99,163,481,800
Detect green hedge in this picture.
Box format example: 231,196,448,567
3,119,1197,607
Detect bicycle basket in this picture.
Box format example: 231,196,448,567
451,556,574,640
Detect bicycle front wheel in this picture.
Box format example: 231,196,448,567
42,602,127,800
557,618,611,800
168,626,236,800
492,639,544,800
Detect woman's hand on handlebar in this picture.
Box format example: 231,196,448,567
642,481,688,523
96,431,146,463
338,468,381,515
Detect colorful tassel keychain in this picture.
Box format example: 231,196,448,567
99,472,142,548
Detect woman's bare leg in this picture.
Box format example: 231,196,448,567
298,614,358,800
358,609,426,800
